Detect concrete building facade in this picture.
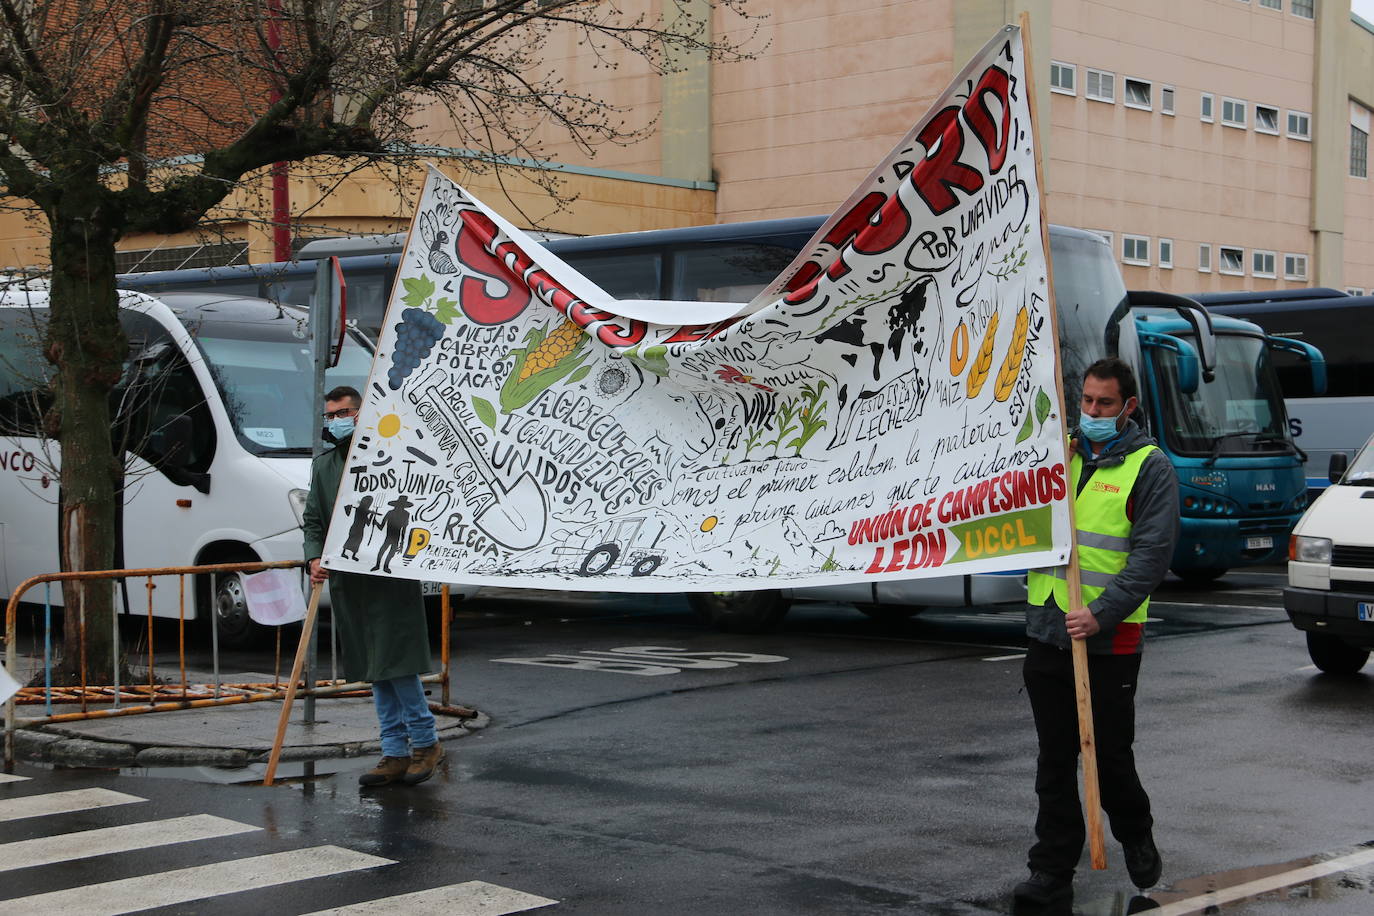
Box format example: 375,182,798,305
5,0,1370,297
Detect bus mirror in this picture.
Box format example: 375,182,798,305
1329,452,1349,484
1126,290,1217,381
1267,336,1326,396
1138,329,1199,394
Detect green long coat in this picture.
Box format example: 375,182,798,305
301,437,432,683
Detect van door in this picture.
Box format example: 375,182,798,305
114,311,218,583
0,305,59,600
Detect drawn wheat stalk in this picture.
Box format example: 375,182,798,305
966,312,1000,398
993,306,1030,402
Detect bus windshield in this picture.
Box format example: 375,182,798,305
194,322,373,454
1048,229,1126,411
1151,333,1289,456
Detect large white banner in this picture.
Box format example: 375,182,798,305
323,27,1072,591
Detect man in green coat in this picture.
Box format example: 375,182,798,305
303,385,443,787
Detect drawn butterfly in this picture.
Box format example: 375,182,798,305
419,210,457,274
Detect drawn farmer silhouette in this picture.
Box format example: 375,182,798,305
341,495,376,560
372,495,414,574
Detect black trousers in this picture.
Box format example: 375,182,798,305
1023,639,1153,878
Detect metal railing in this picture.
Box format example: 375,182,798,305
4,561,461,767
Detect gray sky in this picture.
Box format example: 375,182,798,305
1354,0,1374,23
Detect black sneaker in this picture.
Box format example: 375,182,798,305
1013,870,1073,905
1123,834,1163,888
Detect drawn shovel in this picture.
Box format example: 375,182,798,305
421,385,548,550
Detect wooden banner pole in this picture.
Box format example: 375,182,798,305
1017,11,1108,870
263,581,324,786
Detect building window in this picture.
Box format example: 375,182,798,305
1347,287,1365,296
1287,110,1311,140
1123,235,1150,266
1222,98,1247,128
1051,61,1076,95
1086,68,1115,103
1354,126,1369,178
1255,104,1280,135
1220,246,1245,275
1201,93,1215,123
1283,253,1309,280
114,242,250,273
1259,0,1281,9
1093,230,1114,249
1161,86,1175,116
1198,244,1212,273
1159,239,1174,269
1253,250,1277,278
1124,78,1152,111
1291,0,1313,18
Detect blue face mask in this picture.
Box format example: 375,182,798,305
1078,411,1122,443
325,416,356,442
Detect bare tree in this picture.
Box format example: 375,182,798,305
0,0,756,683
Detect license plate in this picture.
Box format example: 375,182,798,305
420,581,443,596
1245,535,1273,550
1359,602,1374,622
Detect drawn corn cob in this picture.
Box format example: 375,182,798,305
993,306,1030,402
518,319,582,381
965,311,1000,398
499,318,591,413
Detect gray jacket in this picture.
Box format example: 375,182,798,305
1025,420,1180,654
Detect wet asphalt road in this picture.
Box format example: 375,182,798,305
6,567,1374,914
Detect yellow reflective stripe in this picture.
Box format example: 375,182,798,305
1076,530,1131,552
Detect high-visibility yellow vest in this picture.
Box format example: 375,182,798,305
1027,444,1158,623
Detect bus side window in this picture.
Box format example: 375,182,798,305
115,314,216,477
0,307,52,437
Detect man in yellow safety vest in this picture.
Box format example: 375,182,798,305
1013,358,1180,907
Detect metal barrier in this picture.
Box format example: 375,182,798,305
4,561,460,767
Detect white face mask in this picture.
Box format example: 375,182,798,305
325,416,356,441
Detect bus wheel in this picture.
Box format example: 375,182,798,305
1172,567,1226,584
200,555,268,650
687,590,789,634
579,543,621,576
1306,632,1370,675
858,605,925,624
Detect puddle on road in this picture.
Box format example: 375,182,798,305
1010,844,1374,915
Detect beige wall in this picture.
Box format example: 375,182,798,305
1344,16,1374,292
1045,0,1318,293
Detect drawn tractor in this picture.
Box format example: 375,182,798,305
556,515,668,577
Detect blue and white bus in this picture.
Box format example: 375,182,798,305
1193,290,1372,499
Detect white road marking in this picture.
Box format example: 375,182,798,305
0,773,29,783
0,845,393,915
299,880,558,915
0,814,259,873
0,788,143,823
982,654,1026,662
1151,847,1374,915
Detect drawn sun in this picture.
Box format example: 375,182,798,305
700,516,719,533
365,403,410,439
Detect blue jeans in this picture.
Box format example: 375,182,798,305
372,675,438,758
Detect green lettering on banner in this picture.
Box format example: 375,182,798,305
946,506,1052,564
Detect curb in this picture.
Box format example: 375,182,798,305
13,710,489,769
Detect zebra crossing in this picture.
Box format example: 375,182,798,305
0,772,558,916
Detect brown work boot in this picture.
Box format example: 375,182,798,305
358,756,409,787
401,743,446,785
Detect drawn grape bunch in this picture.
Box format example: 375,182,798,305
387,307,444,389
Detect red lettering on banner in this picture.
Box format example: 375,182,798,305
910,106,984,216
456,212,531,325
964,66,1012,174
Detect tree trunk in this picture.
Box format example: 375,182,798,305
45,179,127,686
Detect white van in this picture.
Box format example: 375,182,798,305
0,286,376,646
1284,434,1374,673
